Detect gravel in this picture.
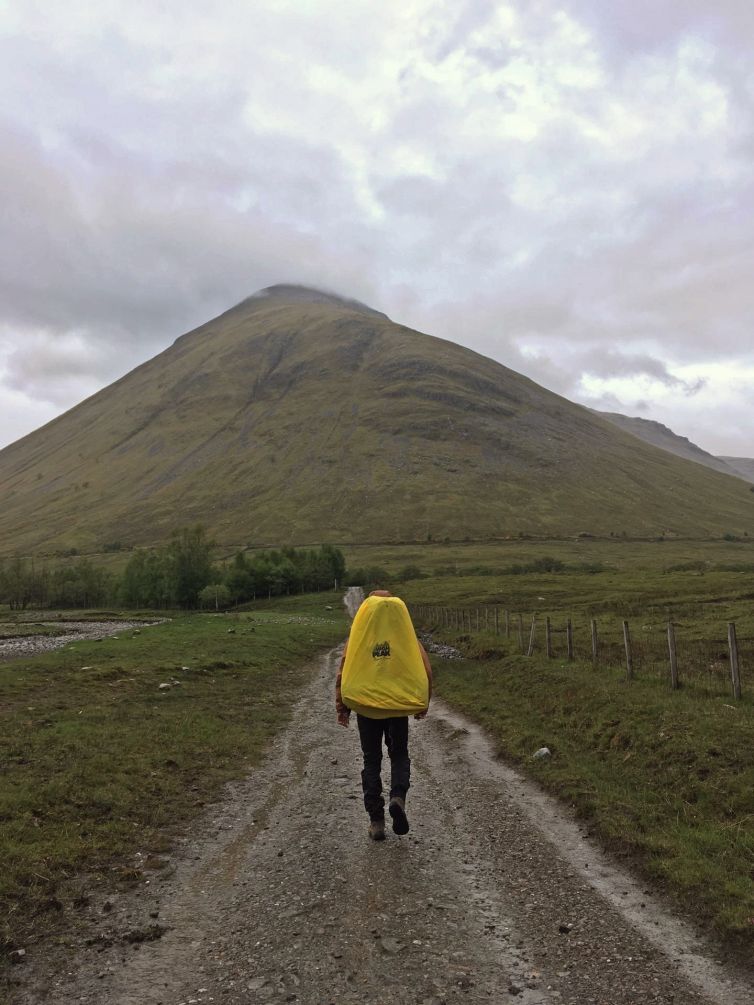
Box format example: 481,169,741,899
0,620,164,662
8,647,753,1005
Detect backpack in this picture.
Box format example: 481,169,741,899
341,595,429,718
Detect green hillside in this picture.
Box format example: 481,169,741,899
0,285,752,556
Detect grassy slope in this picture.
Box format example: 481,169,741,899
0,594,347,960
595,410,744,479
1,293,753,556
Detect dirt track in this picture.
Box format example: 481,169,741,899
11,634,754,1005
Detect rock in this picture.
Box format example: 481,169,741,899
158,683,172,690
227,628,236,634
508,982,522,996
10,948,26,964
380,936,402,954
533,747,551,759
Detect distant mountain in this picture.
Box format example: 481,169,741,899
593,411,748,480
0,284,753,556
719,457,754,483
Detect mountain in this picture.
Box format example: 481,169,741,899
592,410,745,479
719,457,754,483
0,285,752,555
595,411,754,485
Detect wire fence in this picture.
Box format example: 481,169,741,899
409,604,749,701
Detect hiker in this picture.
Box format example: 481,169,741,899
335,590,433,841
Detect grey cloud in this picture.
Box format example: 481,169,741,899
504,346,707,403
570,350,707,393
0,0,752,453
0,109,381,356
562,0,754,57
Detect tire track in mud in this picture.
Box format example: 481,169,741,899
11,646,753,1005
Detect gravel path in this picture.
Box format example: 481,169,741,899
12,644,753,1005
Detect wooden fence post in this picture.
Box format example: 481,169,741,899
545,616,552,658
590,619,598,664
728,622,742,700
623,620,634,680
517,614,524,652
527,616,537,657
505,610,510,638
667,621,679,690
566,618,574,661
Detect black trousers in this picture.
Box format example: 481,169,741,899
356,714,410,821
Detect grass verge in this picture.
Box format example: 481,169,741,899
433,643,754,957
0,593,347,965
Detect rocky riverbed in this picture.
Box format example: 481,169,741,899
0,619,164,661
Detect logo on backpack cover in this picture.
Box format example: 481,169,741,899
372,641,391,659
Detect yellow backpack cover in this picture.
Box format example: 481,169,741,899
341,595,428,718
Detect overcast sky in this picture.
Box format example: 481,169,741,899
1,0,753,455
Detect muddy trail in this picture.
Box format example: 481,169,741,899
9,643,754,1003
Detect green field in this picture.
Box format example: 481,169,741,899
2,539,753,967
349,538,754,645
0,593,347,963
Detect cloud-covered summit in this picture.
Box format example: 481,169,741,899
0,1,752,453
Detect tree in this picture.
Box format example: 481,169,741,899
165,526,213,608
198,583,231,610
120,550,172,607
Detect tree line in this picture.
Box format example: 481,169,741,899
0,528,348,611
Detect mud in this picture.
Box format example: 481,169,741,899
8,641,753,1005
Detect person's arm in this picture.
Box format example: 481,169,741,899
415,641,432,719
335,641,351,726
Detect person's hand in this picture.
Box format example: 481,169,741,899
337,710,351,727
414,709,428,720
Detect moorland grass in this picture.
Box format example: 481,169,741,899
430,640,754,954
0,593,347,961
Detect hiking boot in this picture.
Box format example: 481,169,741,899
388,796,409,835
368,818,386,841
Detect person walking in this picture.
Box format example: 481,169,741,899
336,590,433,841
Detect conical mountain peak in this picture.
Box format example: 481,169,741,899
239,284,389,320
0,291,751,553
